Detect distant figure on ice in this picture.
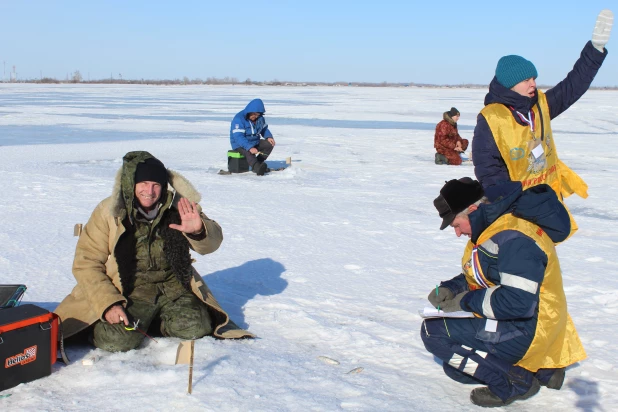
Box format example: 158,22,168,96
230,98,276,175
55,151,252,352
434,107,469,165
422,178,585,407
472,10,613,220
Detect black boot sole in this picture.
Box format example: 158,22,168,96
252,162,267,176
470,378,540,407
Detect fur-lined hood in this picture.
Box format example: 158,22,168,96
442,112,458,127
109,151,201,218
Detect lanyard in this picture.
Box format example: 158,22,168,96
471,247,490,289
514,109,535,133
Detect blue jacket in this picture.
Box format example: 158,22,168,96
230,99,273,150
473,41,607,200
441,183,571,343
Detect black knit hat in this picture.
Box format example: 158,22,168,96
135,157,168,187
447,107,460,118
434,177,484,230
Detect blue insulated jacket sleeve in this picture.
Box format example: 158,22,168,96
230,115,253,150
440,273,469,295
262,122,273,138
461,237,547,320
472,114,511,197
235,132,254,150
545,41,608,120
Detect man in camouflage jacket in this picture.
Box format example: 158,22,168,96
55,151,252,352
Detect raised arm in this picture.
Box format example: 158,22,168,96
545,42,608,119
174,198,223,255
545,10,612,119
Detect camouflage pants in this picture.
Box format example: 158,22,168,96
92,292,213,352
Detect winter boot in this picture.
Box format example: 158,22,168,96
435,153,448,165
470,378,540,407
535,368,565,390
252,161,267,176
256,155,271,172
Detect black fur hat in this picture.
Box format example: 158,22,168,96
447,107,460,118
434,177,484,230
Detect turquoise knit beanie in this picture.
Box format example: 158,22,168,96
495,55,538,89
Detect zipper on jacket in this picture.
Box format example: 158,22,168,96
147,221,154,269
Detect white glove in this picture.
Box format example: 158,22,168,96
592,9,613,52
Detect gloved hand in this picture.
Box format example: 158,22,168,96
592,9,614,52
428,286,454,309
440,292,468,313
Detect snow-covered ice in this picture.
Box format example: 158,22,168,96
1,84,617,411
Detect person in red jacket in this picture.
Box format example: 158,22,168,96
434,107,469,165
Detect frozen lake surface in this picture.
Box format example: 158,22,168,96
1,84,617,411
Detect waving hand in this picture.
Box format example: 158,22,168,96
169,198,204,235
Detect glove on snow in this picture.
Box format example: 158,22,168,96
439,291,468,312
428,286,454,309
592,9,613,52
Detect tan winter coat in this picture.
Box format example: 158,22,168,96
54,166,253,340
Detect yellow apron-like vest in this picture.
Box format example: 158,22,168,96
461,214,586,371
481,92,588,239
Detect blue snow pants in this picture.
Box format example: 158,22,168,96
421,317,539,401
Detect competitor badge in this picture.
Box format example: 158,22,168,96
527,140,546,174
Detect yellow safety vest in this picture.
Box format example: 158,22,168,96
481,92,588,239
460,214,586,371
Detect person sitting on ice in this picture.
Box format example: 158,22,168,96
230,98,276,176
421,177,586,407
55,151,252,352
434,107,469,165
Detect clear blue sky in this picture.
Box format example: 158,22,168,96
0,1,616,86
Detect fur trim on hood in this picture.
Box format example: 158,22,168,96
443,112,458,127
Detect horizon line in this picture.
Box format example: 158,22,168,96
2,78,617,90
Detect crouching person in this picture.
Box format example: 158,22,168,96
421,178,586,407
230,98,276,176
434,107,469,165
55,151,253,352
